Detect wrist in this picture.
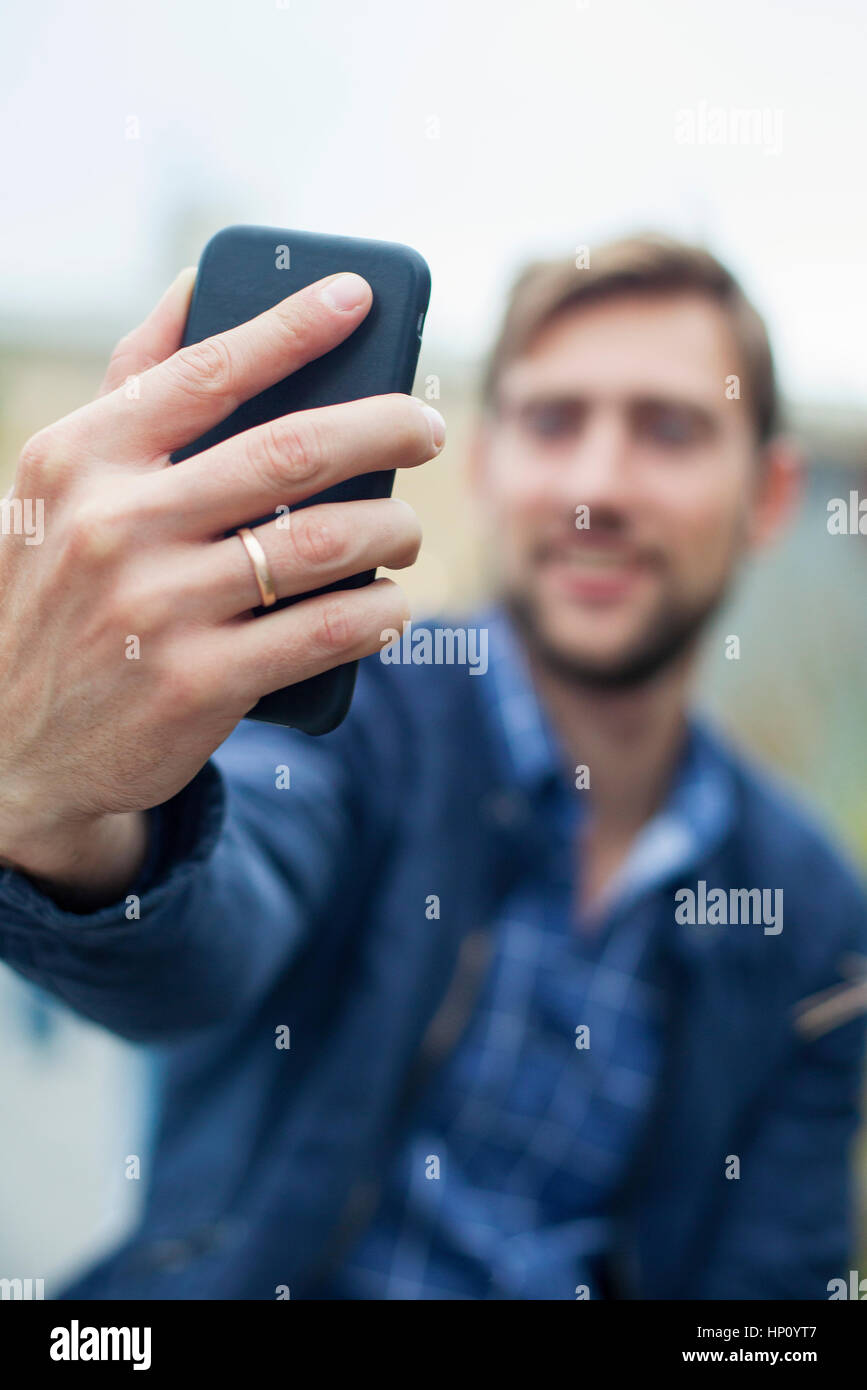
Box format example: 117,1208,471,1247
0,809,149,908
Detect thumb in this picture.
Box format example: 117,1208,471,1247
98,266,197,397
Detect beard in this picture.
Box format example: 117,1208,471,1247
504,579,731,692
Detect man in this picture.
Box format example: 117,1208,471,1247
0,236,864,1300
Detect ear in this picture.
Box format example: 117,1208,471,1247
745,435,805,551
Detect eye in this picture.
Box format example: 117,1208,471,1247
635,403,707,447
520,400,583,441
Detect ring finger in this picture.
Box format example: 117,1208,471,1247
204,495,422,620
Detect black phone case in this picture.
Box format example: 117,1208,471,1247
171,224,431,734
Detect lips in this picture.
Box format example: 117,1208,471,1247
538,546,650,603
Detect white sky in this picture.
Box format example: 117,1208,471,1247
1,0,865,405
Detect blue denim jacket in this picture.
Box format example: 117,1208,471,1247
0,619,865,1299
326,609,737,1299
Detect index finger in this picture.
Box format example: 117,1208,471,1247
93,272,373,462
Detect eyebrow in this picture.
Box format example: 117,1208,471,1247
501,390,720,427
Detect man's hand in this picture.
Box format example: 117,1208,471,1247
0,269,443,901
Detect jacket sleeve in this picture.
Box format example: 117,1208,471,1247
0,718,361,1044
697,872,867,1300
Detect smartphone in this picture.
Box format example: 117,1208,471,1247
170,224,431,734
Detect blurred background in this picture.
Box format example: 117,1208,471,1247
0,0,864,1293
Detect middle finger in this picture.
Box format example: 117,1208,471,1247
157,392,444,539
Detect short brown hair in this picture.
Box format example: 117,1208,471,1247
481,233,780,443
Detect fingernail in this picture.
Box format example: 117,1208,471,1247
165,266,195,298
320,273,370,312
415,400,446,451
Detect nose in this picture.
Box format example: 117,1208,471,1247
561,406,635,514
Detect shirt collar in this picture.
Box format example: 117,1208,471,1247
596,717,737,922
475,602,737,912
479,603,567,795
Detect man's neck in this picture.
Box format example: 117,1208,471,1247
525,645,695,910
528,648,694,827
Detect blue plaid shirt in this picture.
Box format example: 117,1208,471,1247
327,608,735,1299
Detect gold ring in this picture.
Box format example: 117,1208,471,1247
237,526,277,608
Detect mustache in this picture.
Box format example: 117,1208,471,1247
530,530,667,568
